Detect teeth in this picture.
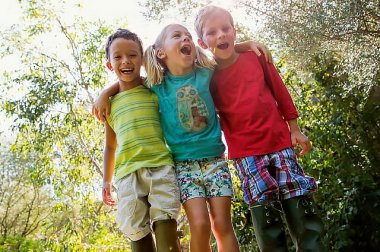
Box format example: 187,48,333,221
180,45,191,55
121,68,133,73
217,43,228,50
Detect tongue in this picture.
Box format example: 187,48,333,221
181,48,190,55
218,43,228,50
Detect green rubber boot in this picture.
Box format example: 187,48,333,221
130,233,156,252
250,201,288,252
281,195,326,252
154,219,181,252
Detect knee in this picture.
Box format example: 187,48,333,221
190,218,211,236
211,217,233,236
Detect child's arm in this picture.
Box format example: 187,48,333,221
92,82,120,122
102,121,117,207
235,41,273,63
288,119,312,156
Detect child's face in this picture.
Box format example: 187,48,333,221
106,38,142,85
198,12,236,62
158,24,196,74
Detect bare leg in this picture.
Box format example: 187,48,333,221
183,198,212,252
208,196,240,252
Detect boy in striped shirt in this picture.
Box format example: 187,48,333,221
100,29,181,252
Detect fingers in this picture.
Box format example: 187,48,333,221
299,138,312,156
291,135,297,148
97,112,103,122
264,49,273,64
255,42,272,64
292,132,312,157
252,46,262,57
105,105,111,118
98,106,109,122
102,188,116,206
92,105,101,121
91,105,107,122
100,113,106,122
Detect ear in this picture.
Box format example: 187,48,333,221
198,38,208,49
233,27,237,39
106,61,113,71
156,48,166,60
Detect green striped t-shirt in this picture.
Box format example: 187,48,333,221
107,85,173,181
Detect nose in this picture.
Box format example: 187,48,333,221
183,35,190,42
217,30,226,39
122,56,131,64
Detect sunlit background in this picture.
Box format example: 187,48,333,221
0,0,379,251
0,0,247,137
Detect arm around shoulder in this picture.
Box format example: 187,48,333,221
92,82,120,122
235,40,273,63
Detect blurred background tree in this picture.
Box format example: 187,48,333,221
141,1,380,251
0,0,379,251
0,0,128,250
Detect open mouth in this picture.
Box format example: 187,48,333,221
217,43,229,50
180,45,192,55
120,68,134,74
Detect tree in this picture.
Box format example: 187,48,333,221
1,0,130,250
239,1,380,249
0,147,51,251
138,0,380,250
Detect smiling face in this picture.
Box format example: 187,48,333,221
157,24,196,76
198,10,238,68
106,38,142,86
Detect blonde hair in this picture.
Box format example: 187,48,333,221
143,24,216,87
194,5,234,40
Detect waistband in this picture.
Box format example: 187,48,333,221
175,155,225,165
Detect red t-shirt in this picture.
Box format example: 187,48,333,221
211,51,298,159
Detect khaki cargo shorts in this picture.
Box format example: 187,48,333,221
115,165,181,241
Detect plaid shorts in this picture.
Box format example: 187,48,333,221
234,148,317,206
175,158,233,203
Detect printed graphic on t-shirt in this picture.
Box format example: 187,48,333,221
176,85,209,132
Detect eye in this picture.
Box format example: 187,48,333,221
130,54,137,58
173,33,180,38
114,55,121,59
207,30,216,36
222,26,230,33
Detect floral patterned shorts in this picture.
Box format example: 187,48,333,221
175,158,233,203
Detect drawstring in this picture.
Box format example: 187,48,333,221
147,168,153,197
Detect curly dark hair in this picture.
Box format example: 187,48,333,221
105,28,143,60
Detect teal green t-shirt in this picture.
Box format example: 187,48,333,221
107,85,174,181
150,67,225,161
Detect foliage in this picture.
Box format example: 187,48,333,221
239,1,380,249
139,0,380,251
240,0,380,96
0,0,131,250
1,0,379,251
282,54,380,250
0,147,52,250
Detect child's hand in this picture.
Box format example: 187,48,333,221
250,41,273,64
291,131,312,156
102,181,116,207
92,95,111,122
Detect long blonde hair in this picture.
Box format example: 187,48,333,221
143,24,216,87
